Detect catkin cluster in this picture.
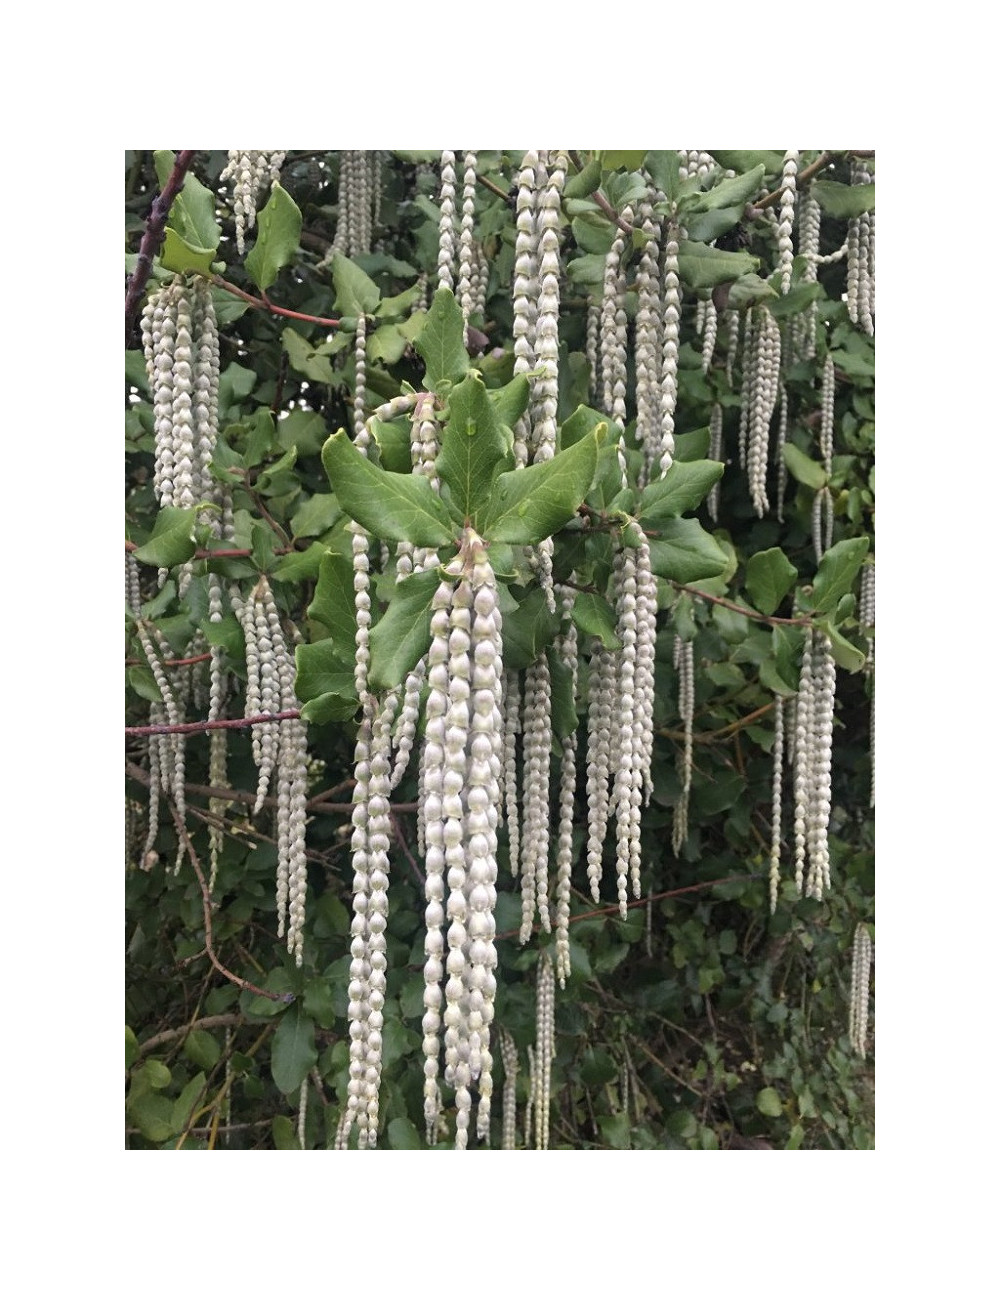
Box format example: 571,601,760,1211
332,150,382,257
417,529,504,1149
846,160,875,336
235,577,309,964
791,628,837,901
220,150,286,255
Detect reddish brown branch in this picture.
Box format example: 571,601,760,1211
209,274,342,329
592,189,635,235
125,710,300,738
125,150,197,343
670,581,810,627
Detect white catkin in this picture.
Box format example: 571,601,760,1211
347,699,375,1147
499,1028,519,1150
512,150,541,469
806,633,836,900
586,642,616,901
848,924,873,1057
658,225,681,476
457,151,477,343
768,695,785,913
777,151,799,294
437,150,457,293
612,544,644,913
600,217,630,428
775,386,789,522
707,402,723,523
353,314,367,439
297,1078,308,1149
421,581,453,1143
520,654,553,941
533,952,556,1150
672,637,695,856
220,150,285,255
502,671,521,873
748,306,782,517
792,634,814,895
586,297,601,401
634,199,663,486
553,605,580,988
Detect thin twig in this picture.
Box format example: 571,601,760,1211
670,580,811,627
125,710,301,737
209,274,342,329
168,799,293,1003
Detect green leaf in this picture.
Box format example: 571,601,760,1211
677,240,759,290
128,1092,174,1143
682,207,744,244
597,1110,632,1150
272,1115,301,1150
125,1026,138,1070
692,166,765,212
300,687,359,724
726,274,779,310
370,415,414,474
291,492,341,540
154,151,221,251
438,373,513,520
133,505,205,568
128,665,162,704
564,155,603,199
479,427,603,544
811,179,875,219
648,518,729,583
330,251,381,316
160,227,216,277
819,620,867,673
666,1108,698,1140
270,1005,317,1095
600,150,647,172
673,427,711,462
368,322,408,366
321,431,456,546
745,548,798,616
281,328,338,386
307,552,358,664
485,373,530,429
782,442,828,489
276,409,328,456
387,1117,422,1150
369,570,439,691
811,538,869,615
570,591,621,651
643,150,682,202
756,1086,783,1118
245,184,302,293
183,1029,221,1070
640,459,724,522
501,587,562,672
171,1071,207,1134
548,647,578,740
709,151,783,177
414,288,469,391
295,638,355,701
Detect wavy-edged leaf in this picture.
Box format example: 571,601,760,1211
648,518,729,584
439,372,513,520
678,241,759,290
415,288,469,391
154,150,221,252
245,184,302,293
640,459,724,523
570,591,621,651
270,1006,317,1095
811,537,869,616
480,428,603,545
133,505,204,568
307,552,357,664
745,547,798,617
369,570,438,691
783,442,827,490
322,431,456,546
811,178,875,219
330,251,380,316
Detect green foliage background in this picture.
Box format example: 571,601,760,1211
125,149,874,1150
